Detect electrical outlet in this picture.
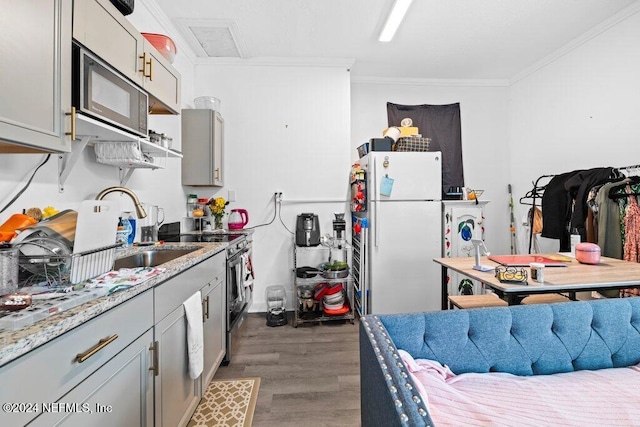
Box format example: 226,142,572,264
274,191,283,202
228,189,237,202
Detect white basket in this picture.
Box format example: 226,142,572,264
94,141,157,168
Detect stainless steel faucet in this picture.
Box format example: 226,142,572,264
95,186,148,218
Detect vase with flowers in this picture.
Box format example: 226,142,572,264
208,197,229,229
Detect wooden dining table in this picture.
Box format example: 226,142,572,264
433,254,640,309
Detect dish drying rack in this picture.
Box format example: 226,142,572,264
94,140,164,169
93,140,183,186
17,242,121,286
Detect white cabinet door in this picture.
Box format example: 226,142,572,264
0,0,72,152
155,305,200,427
30,329,154,427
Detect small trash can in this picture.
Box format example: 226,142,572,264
265,285,287,327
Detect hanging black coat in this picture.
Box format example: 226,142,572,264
541,171,583,251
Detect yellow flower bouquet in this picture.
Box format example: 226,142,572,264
208,197,229,229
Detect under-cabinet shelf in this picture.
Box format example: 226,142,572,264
58,113,182,190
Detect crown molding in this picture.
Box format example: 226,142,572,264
194,56,356,70
351,76,510,87
510,1,640,85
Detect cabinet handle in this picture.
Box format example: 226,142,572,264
204,296,210,320
214,168,220,181
65,106,76,141
139,52,152,80
75,334,118,363
149,341,159,376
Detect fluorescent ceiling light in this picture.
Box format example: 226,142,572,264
378,0,414,42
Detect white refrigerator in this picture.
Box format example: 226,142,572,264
354,151,442,314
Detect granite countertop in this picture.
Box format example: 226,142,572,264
0,242,226,367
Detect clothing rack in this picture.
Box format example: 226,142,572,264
522,165,637,254
608,177,640,199
618,164,640,176
520,174,555,253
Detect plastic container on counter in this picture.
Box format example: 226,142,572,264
187,194,198,218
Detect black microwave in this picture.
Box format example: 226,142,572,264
72,44,148,137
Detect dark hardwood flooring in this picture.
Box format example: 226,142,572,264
213,313,361,426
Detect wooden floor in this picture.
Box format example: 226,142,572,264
213,313,361,426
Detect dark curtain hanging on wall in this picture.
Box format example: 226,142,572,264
387,102,464,193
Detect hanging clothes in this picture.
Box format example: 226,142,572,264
564,167,622,241
621,186,640,298
623,186,640,263
594,180,628,259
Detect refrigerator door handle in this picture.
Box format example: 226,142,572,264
374,161,379,248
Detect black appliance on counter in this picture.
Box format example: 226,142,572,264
159,223,252,365
295,213,320,247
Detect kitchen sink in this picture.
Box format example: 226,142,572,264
113,248,198,269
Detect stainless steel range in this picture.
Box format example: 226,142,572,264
222,234,252,364
158,225,253,364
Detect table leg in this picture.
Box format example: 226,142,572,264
441,265,448,310
506,294,524,305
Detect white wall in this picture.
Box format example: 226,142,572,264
508,7,640,252
351,80,511,254
193,63,351,311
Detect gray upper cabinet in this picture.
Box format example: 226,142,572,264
73,0,145,87
0,0,72,153
182,109,225,187
142,39,182,114
73,0,181,114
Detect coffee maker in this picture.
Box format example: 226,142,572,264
295,213,320,247
332,212,346,245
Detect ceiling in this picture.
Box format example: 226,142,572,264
153,0,638,80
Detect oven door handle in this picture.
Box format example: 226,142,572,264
228,246,251,264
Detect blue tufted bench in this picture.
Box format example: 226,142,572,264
359,297,640,426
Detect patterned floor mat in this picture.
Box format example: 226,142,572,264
188,377,261,427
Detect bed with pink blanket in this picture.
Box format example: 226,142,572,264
359,297,640,426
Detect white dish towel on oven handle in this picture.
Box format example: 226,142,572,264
183,291,203,379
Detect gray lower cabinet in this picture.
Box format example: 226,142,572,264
0,0,72,153
153,251,226,426
201,272,225,388
30,329,154,427
154,304,200,427
0,290,153,427
0,252,226,427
